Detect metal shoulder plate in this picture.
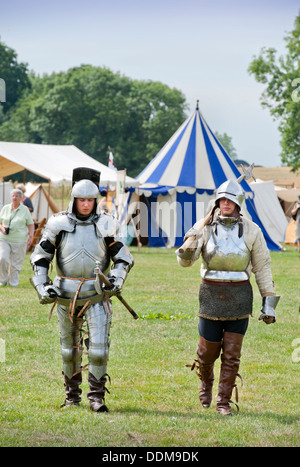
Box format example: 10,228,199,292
43,212,75,243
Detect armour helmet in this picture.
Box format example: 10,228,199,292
215,179,244,209
68,167,100,214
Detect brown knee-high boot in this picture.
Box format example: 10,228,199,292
194,337,222,408
62,372,82,407
87,372,110,412
217,331,244,415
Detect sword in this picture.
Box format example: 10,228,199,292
94,262,139,320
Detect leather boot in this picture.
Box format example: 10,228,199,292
62,372,82,407
196,337,222,408
217,332,243,415
87,372,110,412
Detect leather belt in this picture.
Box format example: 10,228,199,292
202,278,250,286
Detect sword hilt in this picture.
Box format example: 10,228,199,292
94,262,139,319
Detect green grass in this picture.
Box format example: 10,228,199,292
0,245,299,447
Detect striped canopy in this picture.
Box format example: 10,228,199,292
132,104,281,250
137,103,251,194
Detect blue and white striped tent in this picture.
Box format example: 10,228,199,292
128,104,281,250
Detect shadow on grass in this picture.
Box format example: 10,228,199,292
109,404,299,425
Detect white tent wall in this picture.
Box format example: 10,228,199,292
250,180,288,244
0,181,14,209
25,182,59,223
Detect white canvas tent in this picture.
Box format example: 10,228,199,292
0,181,14,209
274,186,300,218
25,182,59,223
0,142,137,188
250,179,288,245
127,104,283,251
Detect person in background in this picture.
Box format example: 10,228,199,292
16,183,34,213
291,194,300,255
0,189,34,287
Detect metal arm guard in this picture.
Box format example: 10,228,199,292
110,242,133,278
30,242,55,265
259,295,280,324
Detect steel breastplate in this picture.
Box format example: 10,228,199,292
53,221,110,303
201,218,250,281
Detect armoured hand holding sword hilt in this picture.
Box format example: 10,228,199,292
94,262,139,320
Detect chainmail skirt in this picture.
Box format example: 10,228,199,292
199,281,253,321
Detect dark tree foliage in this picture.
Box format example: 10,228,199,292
0,62,187,177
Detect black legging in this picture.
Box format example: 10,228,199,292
198,316,249,342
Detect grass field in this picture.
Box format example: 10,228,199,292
0,244,299,447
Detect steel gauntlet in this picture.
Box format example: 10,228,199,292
105,262,129,296
30,265,61,304
259,295,280,324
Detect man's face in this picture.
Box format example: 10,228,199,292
75,198,95,216
219,197,238,217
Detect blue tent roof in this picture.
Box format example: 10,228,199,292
137,104,251,194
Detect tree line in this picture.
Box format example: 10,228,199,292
0,14,299,176
0,55,187,177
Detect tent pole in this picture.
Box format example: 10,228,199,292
137,185,142,250
47,180,51,219
62,182,64,211
36,185,41,221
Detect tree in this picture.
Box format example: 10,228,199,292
0,39,31,115
0,65,187,176
215,131,238,160
248,14,300,172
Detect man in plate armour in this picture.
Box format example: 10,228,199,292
30,167,134,412
176,178,280,415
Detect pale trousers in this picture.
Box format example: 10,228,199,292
0,239,27,287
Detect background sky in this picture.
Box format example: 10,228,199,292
0,0,299,170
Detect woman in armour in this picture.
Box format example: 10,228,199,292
176,179,279,415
